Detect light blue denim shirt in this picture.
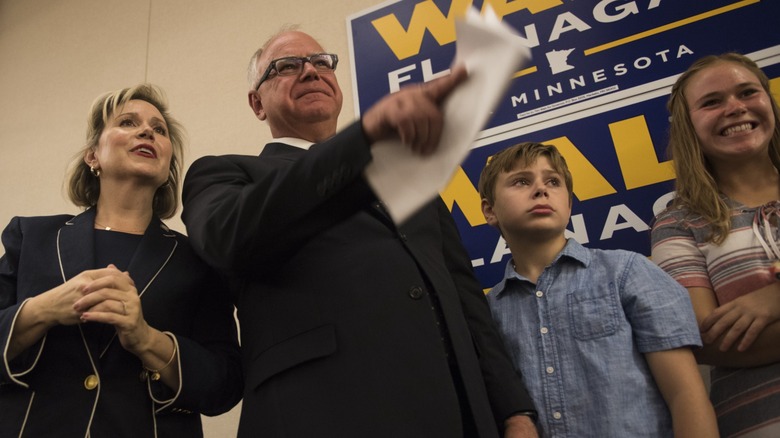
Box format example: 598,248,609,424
487,239,701,437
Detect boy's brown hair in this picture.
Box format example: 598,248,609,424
478,142,573,205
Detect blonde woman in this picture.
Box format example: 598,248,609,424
0,85,241,437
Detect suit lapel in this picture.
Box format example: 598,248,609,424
57,209,106,359
262,141,398,231
367,200,396,230
98,219,177,357
57,210,178,295
57,209,97,281
260,142,305,159
125,219,177,298
58,210,178,357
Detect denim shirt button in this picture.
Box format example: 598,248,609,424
546,366,555,374
553,411,562,420
540,327,549,334
535,290,544,297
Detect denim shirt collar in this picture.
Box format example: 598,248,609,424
491,239,590,297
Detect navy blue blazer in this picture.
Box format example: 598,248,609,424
0,208,242,437
182,122,534,437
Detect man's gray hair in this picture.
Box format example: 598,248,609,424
246,24,301,89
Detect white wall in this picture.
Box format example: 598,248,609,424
0,0,380,435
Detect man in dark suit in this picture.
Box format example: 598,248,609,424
182,29,538,437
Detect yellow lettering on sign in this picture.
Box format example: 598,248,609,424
440,166,487,226
770,77,780,103
439,110,715,221
371,0,472,61
544,136,616,200
440,135,615,224
609,115,674,189
371,0,562,60
483,0,562,17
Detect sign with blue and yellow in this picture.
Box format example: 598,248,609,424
348,0,780,288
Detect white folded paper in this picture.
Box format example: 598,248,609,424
364,6,531,225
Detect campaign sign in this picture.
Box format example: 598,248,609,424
347,0,780,288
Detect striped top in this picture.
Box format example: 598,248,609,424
651,197,780,437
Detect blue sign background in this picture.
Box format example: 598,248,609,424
348,0,780,288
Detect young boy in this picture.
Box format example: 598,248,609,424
478,142,718,437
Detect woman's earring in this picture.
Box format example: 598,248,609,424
90,166,101,177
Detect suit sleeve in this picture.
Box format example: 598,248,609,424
0,217,43,385
436,201,536,425
0,217,22,384
182,122,375,274
154,268,243,416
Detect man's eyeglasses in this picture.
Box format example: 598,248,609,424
254,53,339,91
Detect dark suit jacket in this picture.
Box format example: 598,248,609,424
0,208,242,437
182,122,534,437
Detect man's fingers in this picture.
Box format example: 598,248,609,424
362,64,466,147
424,65,468,103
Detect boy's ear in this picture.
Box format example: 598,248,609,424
481,199,499,228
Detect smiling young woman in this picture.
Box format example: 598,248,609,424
652,53,780,438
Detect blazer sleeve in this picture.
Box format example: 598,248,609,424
0,217,44,385
182,122,375,274
175,279,242,415
148,245,243,416
0,217,22,384
436,201,536,425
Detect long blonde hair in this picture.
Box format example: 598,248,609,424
666,53,780,243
